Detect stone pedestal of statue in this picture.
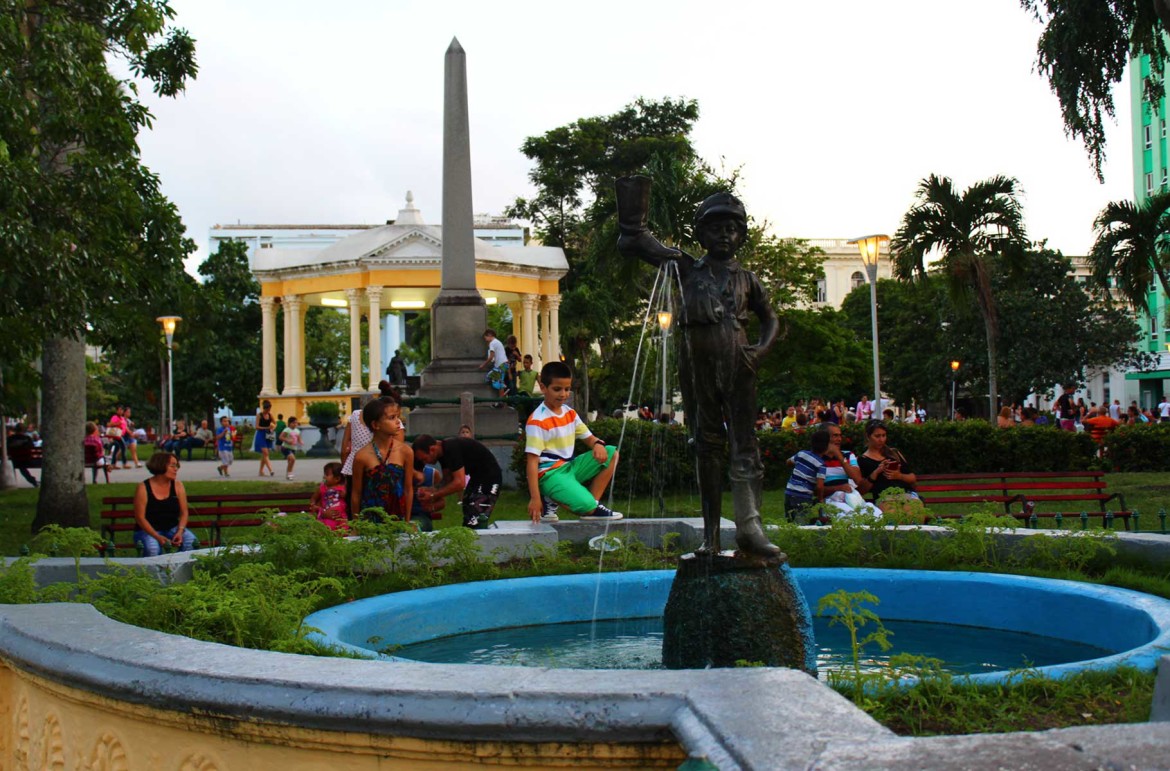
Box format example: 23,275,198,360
661,551,817,673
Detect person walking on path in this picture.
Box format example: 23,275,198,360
254,401,276,477
279,417,304,480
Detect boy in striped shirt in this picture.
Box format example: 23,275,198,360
526,361,623,523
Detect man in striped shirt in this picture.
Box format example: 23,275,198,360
526,361,623,523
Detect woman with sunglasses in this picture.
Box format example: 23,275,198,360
132,452,198,556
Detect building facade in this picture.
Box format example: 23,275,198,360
1129,52,1170,406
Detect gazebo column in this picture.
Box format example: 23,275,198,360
346,288,363,392
280,296,293,395
367,286,383,391
547,293,562,361
285,295,306,395
539,298,552,365
260,296,278,397
521,294,539,361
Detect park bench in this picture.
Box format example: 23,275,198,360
10,444,108,484
9,444,42,469
913,471,1130,530
100,491,315,553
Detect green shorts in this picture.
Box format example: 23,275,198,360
537,445,617,514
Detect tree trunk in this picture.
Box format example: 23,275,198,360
0,417,13,490
32,335,89,531
983,314,999,421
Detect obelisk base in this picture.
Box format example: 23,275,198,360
662,551,817,673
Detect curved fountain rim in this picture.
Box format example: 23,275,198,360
305,567,1170,684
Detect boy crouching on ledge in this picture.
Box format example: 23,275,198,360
525,361,623,523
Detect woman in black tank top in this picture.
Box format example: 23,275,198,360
133,452,197,557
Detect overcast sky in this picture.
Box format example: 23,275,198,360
134,0,1136,274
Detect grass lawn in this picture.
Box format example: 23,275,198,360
1,472,1166,558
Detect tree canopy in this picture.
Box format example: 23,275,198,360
1089,191,1170,318
509,97,828,414
892,174,1029,417
1022,0,1170,179
2,1,196,521
841,248,1151,408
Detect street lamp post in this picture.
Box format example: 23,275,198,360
849,235,889,418
157,316,181,436
655,310,672,516
950,359,960,420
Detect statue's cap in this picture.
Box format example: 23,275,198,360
694,192,747,226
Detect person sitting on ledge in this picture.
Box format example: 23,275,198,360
525,360,623,524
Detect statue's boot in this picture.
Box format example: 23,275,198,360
615,175,681,260
695,459,723,554
732,478,781,558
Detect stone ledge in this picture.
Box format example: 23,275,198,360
1,602,1167,770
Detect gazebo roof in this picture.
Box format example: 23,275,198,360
251,193,568,278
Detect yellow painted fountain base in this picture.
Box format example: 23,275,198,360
0,664,685,770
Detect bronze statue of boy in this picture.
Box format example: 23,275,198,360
616,175,781,558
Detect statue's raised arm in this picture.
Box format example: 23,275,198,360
615,176,690,267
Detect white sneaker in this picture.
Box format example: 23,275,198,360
579,504,623,521
286,473,295,480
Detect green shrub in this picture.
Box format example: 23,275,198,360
1104,423,1170,471
306,401,341,422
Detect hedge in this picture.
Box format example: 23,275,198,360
510,418,1165,493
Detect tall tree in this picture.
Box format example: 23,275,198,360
841,250,1151,408
1088,191,1170,317
891,174,1028,419
2,2,196,529
1022,0,1170,179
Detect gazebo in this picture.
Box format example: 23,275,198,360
250,194,568,421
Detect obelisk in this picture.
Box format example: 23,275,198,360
409,39,517,439
428,37,485,369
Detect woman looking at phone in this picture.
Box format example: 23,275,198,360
857,420,919,508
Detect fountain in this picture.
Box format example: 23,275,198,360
305,568,1170,684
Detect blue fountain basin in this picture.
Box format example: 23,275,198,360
305,568,1170,684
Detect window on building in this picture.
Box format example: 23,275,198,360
1162,119,1167,139
1146,124,1154,149
850,271,865,291
1163,168,1168,189
816,277,827,304
1148,173,1155,195
1151,315,1159,340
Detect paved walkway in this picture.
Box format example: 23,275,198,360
12,456,338,486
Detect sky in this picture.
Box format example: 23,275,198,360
133,0,1137,275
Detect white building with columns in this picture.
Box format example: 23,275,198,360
246,194,567,421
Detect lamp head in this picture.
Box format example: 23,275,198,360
950,360,960,372
848,234,890,269
657,311,673,331
156,315,181,337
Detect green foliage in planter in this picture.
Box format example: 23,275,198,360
306,401,341,422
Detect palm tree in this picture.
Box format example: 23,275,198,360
891,174,1028,419
1088,192,1170,319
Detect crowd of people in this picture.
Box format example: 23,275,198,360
752,396,920,433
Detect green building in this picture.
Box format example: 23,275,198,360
1128,53,1170,408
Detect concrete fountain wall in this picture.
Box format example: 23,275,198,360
3,521,1170,770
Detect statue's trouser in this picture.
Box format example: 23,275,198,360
682,326,781,558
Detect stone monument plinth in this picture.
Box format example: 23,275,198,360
662,551,817,673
